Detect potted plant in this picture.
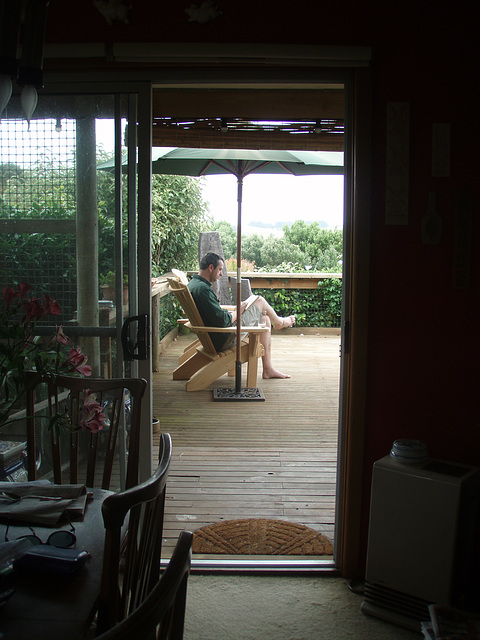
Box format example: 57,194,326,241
1,282,95,430
99,271,128,305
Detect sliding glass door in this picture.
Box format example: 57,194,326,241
0,85,153,486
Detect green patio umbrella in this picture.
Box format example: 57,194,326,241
100,147,344,398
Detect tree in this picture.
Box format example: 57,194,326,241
315,246,343,272
151,174,211,275
96,156,124,278
211,218,343,271
97,168,211,276
1,158,211,292
261,235,306,268
208,220,237,258
284,221,343,268
241,233,264,267
0,160,79,320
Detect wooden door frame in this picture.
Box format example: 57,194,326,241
335,67,372,577
149,66,372,576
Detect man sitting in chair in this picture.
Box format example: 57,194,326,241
188,252,295,379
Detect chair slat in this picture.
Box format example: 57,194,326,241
25,373,147,491
96,529,192,640
96,433,172,635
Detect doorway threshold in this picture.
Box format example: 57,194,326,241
188,557,338,574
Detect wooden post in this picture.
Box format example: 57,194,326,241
152,291,160,372
198,231,232,304
76,115,100,375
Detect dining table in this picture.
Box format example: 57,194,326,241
0,486,110,640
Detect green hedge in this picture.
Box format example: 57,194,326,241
158,277,342,339
253,278,342,328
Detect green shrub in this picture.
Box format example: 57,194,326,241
158,294,183,341
252,278,342,328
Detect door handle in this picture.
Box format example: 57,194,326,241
121,314,149,360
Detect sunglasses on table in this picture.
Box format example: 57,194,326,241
4,521,76,549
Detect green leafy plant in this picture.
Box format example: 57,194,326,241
151,174,212,275
99,271,128,287
157,295,184,341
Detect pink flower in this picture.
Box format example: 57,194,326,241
17,282,32,297
43,294,61,316
2,282,31,310
65,347,92,376
23,298,45,324
53,326,71,345
50,299,61,315
16,288,62,324
2,282,94,431
2,286,17,310
78,391,106,433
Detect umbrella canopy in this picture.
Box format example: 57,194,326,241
150,147,344,178
98,147,344,177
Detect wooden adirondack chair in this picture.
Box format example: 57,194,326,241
167,274,267,391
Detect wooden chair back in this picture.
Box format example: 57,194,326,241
25,372,147,491
171,268,189,285
96,530,193,640
167,276,217,355
96,433,172,635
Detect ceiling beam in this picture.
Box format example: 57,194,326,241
153,89,344,119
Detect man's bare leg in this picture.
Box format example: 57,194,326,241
258,314,291,379
253,297,295,330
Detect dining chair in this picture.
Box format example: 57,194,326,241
95,432,172,635
25,372,147,491
96,530,193,640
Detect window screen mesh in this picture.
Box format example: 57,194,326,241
0,118,78,323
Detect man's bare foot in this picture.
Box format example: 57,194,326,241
262,367,291,379
273,315,296,330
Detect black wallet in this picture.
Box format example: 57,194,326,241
15,545,90,575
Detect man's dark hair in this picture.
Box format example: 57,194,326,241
199,252,223,270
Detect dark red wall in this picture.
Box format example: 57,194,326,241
46,0,479,570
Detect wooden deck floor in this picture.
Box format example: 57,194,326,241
152,328,341,560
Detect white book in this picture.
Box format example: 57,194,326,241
244,294,259,310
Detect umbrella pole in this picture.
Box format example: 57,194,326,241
235,177,243,393
213,168,264,401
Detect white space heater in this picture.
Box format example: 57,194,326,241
361,454,480,632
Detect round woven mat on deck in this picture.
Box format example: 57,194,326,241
192,518,333,555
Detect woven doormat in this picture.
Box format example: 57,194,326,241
192,518,333,555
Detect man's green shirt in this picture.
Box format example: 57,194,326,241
188,274,232,352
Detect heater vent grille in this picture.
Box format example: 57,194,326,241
363,582,430,621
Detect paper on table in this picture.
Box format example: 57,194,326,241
0,481,87,526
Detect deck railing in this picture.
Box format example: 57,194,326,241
228,271,342,290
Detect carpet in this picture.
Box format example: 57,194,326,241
192,518,334,555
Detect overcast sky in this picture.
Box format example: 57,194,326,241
201,173,344,235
